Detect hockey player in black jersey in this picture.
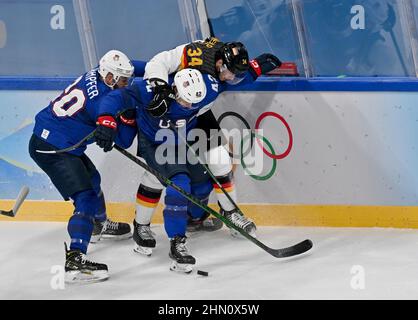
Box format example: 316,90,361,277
132,38,281,257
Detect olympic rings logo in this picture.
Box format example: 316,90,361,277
217,111,293,181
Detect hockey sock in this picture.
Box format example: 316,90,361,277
90,170,106,222
188,180,212,219
135,184,162,225
68,189,100,253
213,172,237,212
94,192,107,222
206,146,237,212
163,174,190,238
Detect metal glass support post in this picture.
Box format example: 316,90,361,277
177,0,203,42
400,0,418,77
290,0,313,77
195,0,212,39
73,0,98,71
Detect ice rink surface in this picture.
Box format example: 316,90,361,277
1,221,418,300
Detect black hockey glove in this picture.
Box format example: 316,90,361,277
119,108,137,127
146,79,175,118
249,53,282,79
95,115,117,152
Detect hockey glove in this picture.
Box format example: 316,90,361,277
95,115,117,152
146,79,175,118
119,108,137,127
249,53,282,79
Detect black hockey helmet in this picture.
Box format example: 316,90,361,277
218,42,249,76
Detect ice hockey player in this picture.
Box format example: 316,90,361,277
97,48,281,272
133,37,282,254
28,50,146,283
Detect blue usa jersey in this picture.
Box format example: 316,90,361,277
33,61,146,155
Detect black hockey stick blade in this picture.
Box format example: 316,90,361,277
229,219,313,258
266,239,313,258
0,186,30,217
0,209,14,217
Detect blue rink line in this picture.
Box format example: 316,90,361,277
0,76,418,92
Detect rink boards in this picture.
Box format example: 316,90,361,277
2,200,418,229
0,77,417,227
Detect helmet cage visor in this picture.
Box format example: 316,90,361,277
219,64,246,85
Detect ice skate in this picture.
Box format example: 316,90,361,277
221,207,257,238
64,243,109,284
91,218,132,243
133,220,156,256
187,212,223,233
169,236,195,274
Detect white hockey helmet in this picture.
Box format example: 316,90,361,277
174,68,207,104
99,50,134,88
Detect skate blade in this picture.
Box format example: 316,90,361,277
230,228,257,239
133,245,153,257
169,261,194,274
205,219,224,231
89,234,102,243
65,270,109,284
187,220,224,233
101,232,132,241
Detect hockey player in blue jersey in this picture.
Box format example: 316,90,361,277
28,50,146,283
97,49,281,272
132,39,282,256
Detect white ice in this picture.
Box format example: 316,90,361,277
0,221,417,300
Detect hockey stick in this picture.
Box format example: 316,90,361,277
0,186,30,217
113,144,313,258
35,130,96,154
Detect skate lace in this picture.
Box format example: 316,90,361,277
79,253,99,266
105,219,119,230
227,211,252,229
138,224,155,240
175,239,189,256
